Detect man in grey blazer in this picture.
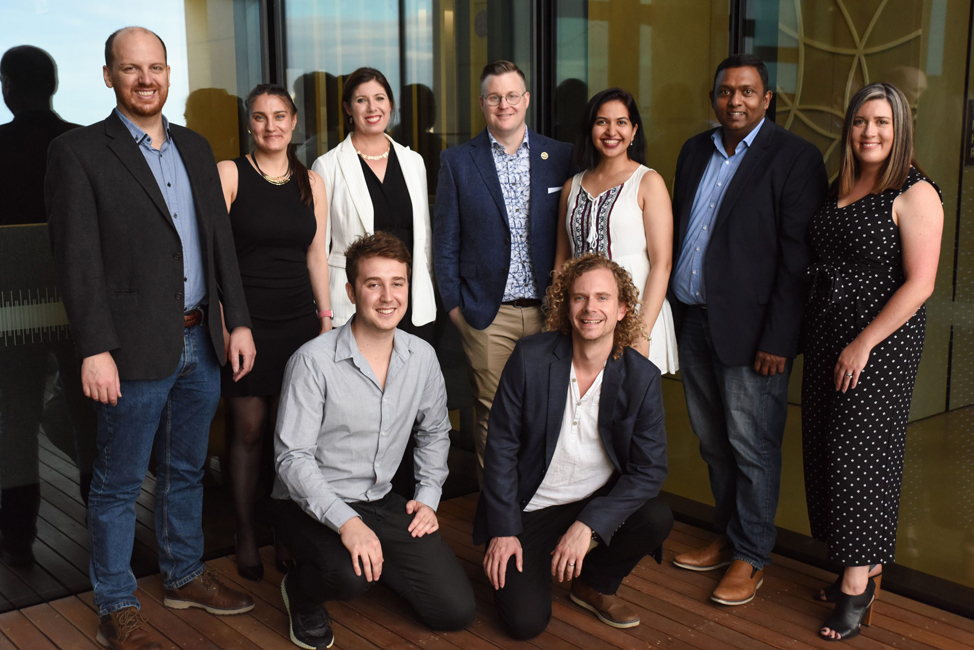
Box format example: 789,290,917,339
46,27,256,650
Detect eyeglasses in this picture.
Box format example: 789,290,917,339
483,92,527,107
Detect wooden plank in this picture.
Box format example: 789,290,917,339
34,519,89,576
0,610,59,649
47,598,102,649
19,603,100,649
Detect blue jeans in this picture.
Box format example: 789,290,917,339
677,306,791,569
89,324,220,616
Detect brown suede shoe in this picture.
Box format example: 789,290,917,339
96,607,163,650
673,534,733,571
711,559,764,605
163,568,255,615
569,579,640,628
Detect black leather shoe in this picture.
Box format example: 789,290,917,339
281,574,334,649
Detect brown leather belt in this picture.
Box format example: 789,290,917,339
184,307,204,327
502,298,542,308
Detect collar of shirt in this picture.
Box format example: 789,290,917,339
333,316,411,383
114,107,171,149
711,117,765,158
488,126,530,155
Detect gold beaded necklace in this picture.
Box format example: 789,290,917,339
252,152,291,185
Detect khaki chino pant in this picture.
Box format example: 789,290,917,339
455,304,544,479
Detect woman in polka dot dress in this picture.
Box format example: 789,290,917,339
801,83,944,642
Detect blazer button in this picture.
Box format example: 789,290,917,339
173,252,182,260
175,292,183,300
504,235,511,245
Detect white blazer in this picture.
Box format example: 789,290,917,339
312,133,436,327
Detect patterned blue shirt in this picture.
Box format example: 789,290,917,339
115,109,206,311
673,118,765,305
489,128,538,301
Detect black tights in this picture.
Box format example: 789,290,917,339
227,395,280,568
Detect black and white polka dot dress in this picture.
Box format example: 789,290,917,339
801,167,940,566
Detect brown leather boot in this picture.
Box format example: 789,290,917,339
163,568,255,615
569,579,640,628
711,559,763,605
672,534,733,571
96,607,162,650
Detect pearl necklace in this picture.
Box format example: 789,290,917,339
355,141,391,161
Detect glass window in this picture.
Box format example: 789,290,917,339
284,0,533,194
554,0,730,186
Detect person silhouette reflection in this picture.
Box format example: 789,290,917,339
184,87,247,162
292,71,342,167
0,45,84,566
392,83,444,196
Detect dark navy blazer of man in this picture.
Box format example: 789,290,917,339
434,127,573,330
473,331,668,547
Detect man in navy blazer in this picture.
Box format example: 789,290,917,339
668,55,828,606
474,254,673,639
433,60,573,474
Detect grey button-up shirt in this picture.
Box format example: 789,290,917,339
272,321,452,532
115,109,206,310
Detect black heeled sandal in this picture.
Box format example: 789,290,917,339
816,565,882,602
819,576,878,642
237,562,264,582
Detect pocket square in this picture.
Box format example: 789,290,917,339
547,187,562,194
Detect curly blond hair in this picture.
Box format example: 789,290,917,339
544,253,644,359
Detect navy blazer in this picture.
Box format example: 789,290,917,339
433,128,573,330
670,119,828,366
473,331,668,546
46,111,251,380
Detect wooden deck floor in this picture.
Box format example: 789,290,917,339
1,493,972,650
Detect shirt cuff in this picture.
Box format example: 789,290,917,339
413,486,442,513
323,500,361,533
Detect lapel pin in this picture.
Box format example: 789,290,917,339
541,152,549,160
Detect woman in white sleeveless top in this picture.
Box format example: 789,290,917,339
555,88,678,373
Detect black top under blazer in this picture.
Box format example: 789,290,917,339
473,331,668,546
670,119,828,367
45,111,251,380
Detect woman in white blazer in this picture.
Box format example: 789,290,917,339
311,67,436,341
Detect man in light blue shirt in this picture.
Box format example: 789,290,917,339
668,55,828,606
274,233,475,650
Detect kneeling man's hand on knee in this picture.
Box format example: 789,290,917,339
551,521,592,583
484,536,522,590
406,500,439,538
340,517,383,582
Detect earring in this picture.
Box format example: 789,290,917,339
629,140,634,147
248,129,252,134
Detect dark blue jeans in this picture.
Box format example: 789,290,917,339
89,324,220,616
677,306,791,569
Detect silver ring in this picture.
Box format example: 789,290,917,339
567,562,575,567
844,371,854,378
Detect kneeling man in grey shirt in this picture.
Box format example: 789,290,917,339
272,232,476,650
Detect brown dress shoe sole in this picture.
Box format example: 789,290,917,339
162,596,254,615
673,558,732,572
710,577,764,606
569,592,640,628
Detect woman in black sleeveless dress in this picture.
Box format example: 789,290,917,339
801,83,943,641
217,84,331,580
